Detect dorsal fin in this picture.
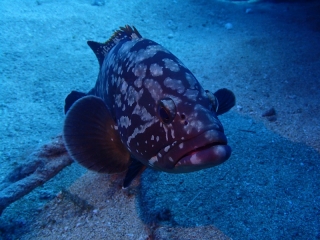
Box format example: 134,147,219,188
87,25,142,67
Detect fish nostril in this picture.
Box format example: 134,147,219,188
180,114,188,125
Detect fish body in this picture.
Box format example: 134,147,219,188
63,26,235,187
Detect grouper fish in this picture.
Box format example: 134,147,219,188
63,25,235,187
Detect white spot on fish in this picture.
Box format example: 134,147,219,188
125,86,142,107
120,81,128,94
164,145,170,152
179,143,184,149
128,44,166,69
184,106,207,133
163,58,180,72
127,118,158,146
184,89,199,101
137,45,165,62
133,63,147,77
204,130,220,141
117,66,122,75
133,63,147,88
164,77,185,94
190,153,201,164
151,135,154,140
149,155,158,165
171,129,175,139
144,78,163,102
156,136,159,142
162,123,169,141
118,39,138,58
134,78,143,88
150,63,163,77
119,116,131,128
185,72,197,89
132,104,153,122
116,77,123,88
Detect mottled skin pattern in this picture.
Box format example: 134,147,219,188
87,26,231,172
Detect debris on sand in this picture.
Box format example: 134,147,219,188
262,107,276,117
0,135,73,215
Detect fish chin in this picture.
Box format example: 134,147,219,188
174,144,231,172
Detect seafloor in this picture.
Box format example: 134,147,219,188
0,0,319,239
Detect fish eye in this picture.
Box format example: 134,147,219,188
157,98,176,124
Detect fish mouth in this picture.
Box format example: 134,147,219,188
157,129,231,173
179,141,226,160
175,141,231,172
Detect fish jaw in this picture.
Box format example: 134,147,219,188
174,143,231,172
150,129,231,173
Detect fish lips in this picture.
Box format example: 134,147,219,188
158,129,231,173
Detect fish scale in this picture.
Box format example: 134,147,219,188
63,25,236,187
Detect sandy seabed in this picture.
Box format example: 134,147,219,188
1,0,320,239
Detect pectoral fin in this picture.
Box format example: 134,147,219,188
63,95,130,173
207,88,235,115
214,88,235,115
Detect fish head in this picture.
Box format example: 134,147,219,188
145,77,231,173
161,109,229,172
115,51,232,173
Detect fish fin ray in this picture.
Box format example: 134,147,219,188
63,95,130,173
87,25,142,67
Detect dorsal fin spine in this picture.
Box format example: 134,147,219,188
87,25,142,67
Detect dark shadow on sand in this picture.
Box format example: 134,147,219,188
138,112,320,239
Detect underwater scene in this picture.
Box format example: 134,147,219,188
1,0,320,239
